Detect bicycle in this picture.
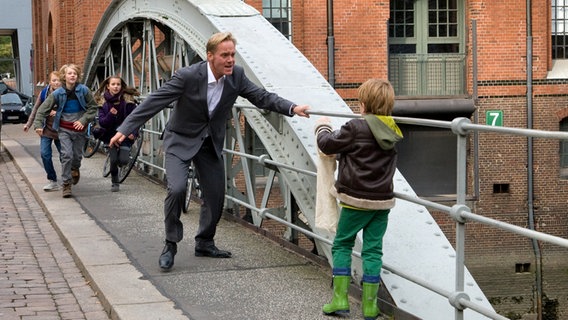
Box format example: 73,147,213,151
102,126,144,183
82,117,101,158
182,163,202,213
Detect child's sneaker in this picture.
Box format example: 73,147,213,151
43,180,60,191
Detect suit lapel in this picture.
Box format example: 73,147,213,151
197,63,209,117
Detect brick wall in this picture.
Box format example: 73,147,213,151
289,0,389,101
31,0,111,93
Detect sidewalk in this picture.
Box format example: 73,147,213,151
0,124,390,320
0,147,109,320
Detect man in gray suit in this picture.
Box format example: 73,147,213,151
109,32,310,271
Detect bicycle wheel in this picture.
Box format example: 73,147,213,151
82,124,100,158
102,152,111,177
118,132,143,183
183,166,202,213
183,167,196,213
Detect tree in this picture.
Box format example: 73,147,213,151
0,36,15,78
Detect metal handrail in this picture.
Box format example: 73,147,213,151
225,106,568,320
130,104,568,319
223,148,513,320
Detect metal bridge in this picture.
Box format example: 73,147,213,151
81,1,568,319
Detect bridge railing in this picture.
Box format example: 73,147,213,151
224,107,568,320
128,104,568,320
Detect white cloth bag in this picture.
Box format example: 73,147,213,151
315,149,339,233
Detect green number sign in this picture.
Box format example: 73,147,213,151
486,110,503,126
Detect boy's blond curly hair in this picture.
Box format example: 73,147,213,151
358,78,395,116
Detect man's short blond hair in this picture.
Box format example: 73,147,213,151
206,32,237,54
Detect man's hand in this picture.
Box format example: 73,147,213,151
109,132,126,148
34,128,43,137
292,105,310,118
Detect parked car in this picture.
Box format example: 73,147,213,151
1,92,28,123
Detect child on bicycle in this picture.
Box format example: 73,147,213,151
94,75,140,192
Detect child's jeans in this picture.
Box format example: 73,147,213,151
40,136,62,181
58,129,86,183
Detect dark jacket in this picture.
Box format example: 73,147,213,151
98,99,138,144
315,115,403,210
116,61,295,161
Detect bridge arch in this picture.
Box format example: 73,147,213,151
81,1,493,319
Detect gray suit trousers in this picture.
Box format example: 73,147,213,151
164,137,225,247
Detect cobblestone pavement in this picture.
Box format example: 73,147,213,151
0,149,110,320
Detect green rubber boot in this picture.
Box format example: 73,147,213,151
322,275,351,315
362,281,381,320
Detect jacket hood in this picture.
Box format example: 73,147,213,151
363,114,403,150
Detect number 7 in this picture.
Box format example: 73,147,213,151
488,112,500,126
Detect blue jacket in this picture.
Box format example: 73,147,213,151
33,83,98,131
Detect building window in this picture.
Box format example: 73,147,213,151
553,0,568,59
515,263,531,273
559,118,568,178
493,183,510,194
388,0,466,96
396,125,457,197
262,0,292,40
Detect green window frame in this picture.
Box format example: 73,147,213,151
552,0,568,59
388,0,466,96
262,0,292,40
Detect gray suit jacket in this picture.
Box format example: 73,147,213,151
117,61,295,160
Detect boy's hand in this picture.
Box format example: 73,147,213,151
72,121,85,131
315,116,331,127
314,116,332,135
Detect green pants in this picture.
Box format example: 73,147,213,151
332,207,389,276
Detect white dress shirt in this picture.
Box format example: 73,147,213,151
207,63,225,117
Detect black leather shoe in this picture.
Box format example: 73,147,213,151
159,241,177,270
195,245,232,258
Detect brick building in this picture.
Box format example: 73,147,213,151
31,0,568,318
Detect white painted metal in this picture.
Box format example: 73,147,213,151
82,1,495,319
385,172,493,319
